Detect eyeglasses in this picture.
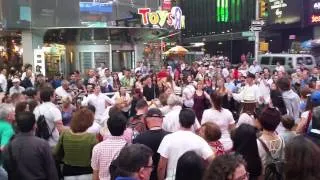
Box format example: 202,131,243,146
233,172,249,180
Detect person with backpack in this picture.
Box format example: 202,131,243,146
33,87,65,147
3,112,58,180
128,99,148,139
257,107,285,180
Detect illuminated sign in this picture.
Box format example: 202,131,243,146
314,2,320,10
269,0,287,18
312,15,320,23
138,7,185,30
217,0,229,22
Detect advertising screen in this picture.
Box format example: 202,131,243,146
267,0,302,25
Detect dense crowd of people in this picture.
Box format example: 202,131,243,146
0,58,320,180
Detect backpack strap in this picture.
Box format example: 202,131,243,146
258,138,272,158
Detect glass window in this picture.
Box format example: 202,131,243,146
305,57,313,65
94,52,109,68
297,57,303,65
260,57,270,65
112,50,134,72
79,52,92,72
271,57,285,65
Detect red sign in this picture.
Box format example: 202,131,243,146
162,0,172,10
312,15,320,23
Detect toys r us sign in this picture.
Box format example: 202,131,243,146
138,7,185,30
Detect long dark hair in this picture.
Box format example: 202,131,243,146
270,90,287,115
210,92,223,111
284,136,320,180
231,124,262,178
175,151,205,180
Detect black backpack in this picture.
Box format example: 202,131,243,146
35,114,54,140
258,138,284,180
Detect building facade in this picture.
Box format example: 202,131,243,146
0,0,177,77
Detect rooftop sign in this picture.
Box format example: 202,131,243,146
138,6,185,30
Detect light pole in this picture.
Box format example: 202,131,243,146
254,0,260,62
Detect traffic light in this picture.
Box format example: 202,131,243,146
260,0,268,18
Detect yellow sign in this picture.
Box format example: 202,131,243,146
260,42,269,52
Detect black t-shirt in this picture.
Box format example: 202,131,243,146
133,129,170,180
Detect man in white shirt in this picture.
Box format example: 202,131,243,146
157,109,214,180
232,73,261,103
9,78,25,95
163,94,200,132
248,60,262,74
82,85,114,125
33,87,65,147
0,68,7,93
55,80,72,100
100,68,113,92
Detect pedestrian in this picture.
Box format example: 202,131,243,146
3,112,58,180
232,124,262,180
133,108,170,180
203,154,249,180
33,87,65,147
202,92,235,150
111,144,153,180
157,108,214,180
175,151,205,180
54,108,98,179
91,113,128,180
284,136,320,180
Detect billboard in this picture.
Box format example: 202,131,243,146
267,0,302,25
310,0,320,24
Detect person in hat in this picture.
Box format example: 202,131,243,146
232,72,261,104
9,78,25,96
133,108,170,180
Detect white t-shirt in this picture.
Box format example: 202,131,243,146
202,108,235,150
55,86,72,99
162,106,200,133
33,102,62,147
157,130,213,180
82,93,114,125
233,84,260,103
237,113,255,127
86,121,102,135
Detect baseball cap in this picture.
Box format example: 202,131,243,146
146,108,164,118
311,91,320,105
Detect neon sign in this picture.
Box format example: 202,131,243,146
138,7,185,30
312,15,320,23
217,0,229,22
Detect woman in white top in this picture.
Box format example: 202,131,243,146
112,86,131,117
202,92,235,150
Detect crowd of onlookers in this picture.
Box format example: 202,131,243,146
0,58,320,180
